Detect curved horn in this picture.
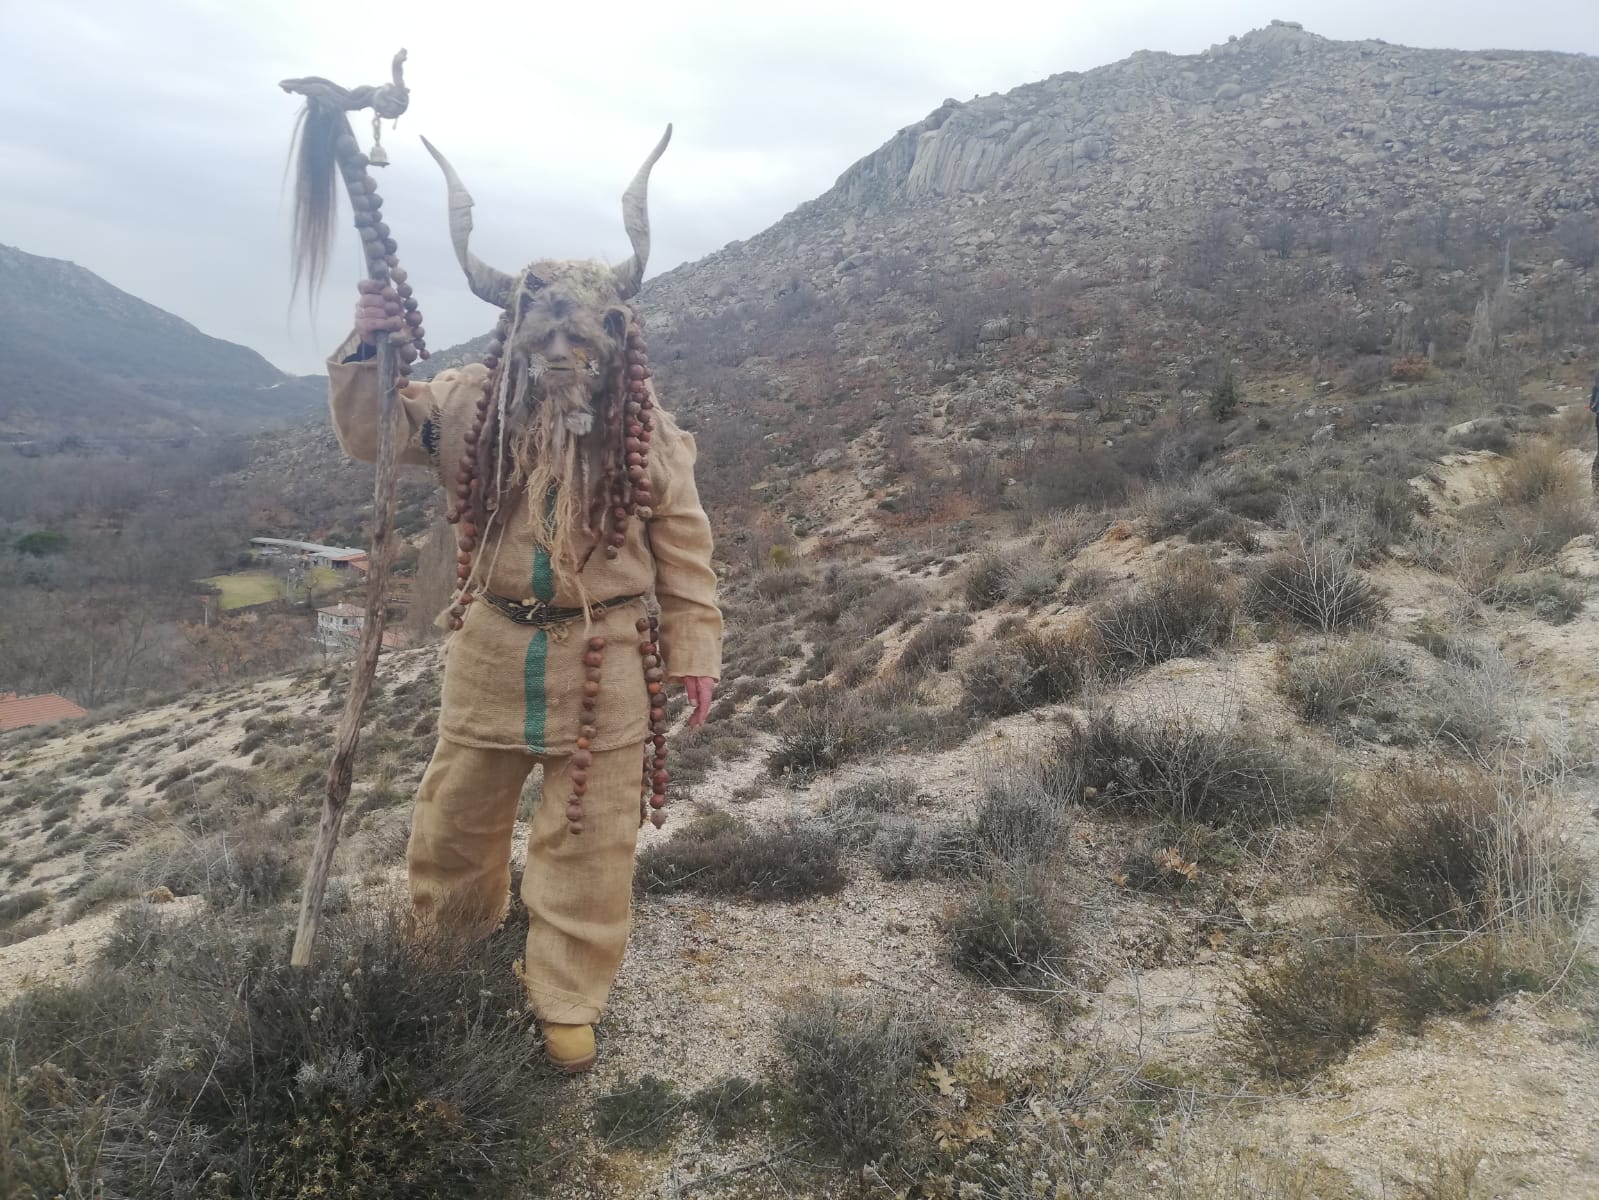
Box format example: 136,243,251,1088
612,124,673,299
419,135,517,307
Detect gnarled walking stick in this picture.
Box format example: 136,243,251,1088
281,51,429,967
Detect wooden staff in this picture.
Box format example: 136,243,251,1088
280,51,422,967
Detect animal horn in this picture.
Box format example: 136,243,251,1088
612,124,673,299
419,136,517,306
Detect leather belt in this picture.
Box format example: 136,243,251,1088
478,590,644,628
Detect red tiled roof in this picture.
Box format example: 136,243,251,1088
0,692,88,732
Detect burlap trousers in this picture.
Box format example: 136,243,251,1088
407,737,643,1024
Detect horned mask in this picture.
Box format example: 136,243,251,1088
429,128,674,615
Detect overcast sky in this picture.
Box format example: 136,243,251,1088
2,1,1596,375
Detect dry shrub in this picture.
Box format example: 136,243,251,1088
1418,642,1558,764
1447,438,1598,575
1493,571,1584,624
960,550,1016,610
1090,553,1235,666
1061,567,1108,605
826,774,920,848
1052,708,1340,833
1248,541,1385,633
135,822,300,911
1225,933,1388,1078
0,901,557,1199
1212,466,1288,522
1494,438,1575,506
1003,556,1062,605
1040,507,1106,560
947,867,1076,994
777,992,940,1167
635,811,846,901
766,682,974,780
688,1076,769,1141
869,817,969,881
896,612,973,677
960,628,1097,718
1349,769,1588,935
753,565,813,601
0,889,48,927
593,1074,681,1149
1185,511,1259,551
973,762,1073,865
1132,478,1215,540
1282,635,1407,724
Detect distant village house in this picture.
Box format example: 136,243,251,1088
316,604,408,651
251,538,369,572
0,691,87,732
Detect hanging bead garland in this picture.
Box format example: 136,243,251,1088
430,300,671,833
565,633,605,835
639,613,670,829
440,309,513,631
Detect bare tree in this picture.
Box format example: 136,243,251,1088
1260,211,1299,260
1555,214,1599,270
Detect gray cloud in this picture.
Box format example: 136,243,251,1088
2,0,1595,375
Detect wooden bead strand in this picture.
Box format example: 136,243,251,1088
637,614,669,828
568,635,606,835
440,310,515,630
332,134,431,389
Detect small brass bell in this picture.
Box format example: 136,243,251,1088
368,116,390,168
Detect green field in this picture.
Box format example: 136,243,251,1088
201,570,282,610
200,566,347,610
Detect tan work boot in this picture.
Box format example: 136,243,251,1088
542,1022,597,1074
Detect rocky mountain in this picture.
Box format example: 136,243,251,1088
0,243,322,443
649,21,1598,320
410,24,1599,551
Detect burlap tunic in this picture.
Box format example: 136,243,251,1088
327,334,723,755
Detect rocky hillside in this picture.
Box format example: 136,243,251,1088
405,23,1599,557
0,243,322,442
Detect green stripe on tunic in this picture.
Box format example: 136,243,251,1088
522,490,558,751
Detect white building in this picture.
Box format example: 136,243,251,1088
316,603,366,645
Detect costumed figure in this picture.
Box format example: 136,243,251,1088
324,126,722,1073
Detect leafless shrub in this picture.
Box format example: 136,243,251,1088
869,817,970,881
1225,932,1389,1078
1493,570,1585,624
1091,553,1236,666
1132,478,1216,541
753,565,813,601
1247,540,1385,633
1053,706,1341,834
1061,567,1109,606
0,901,556,1198
1349,768,1589,935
